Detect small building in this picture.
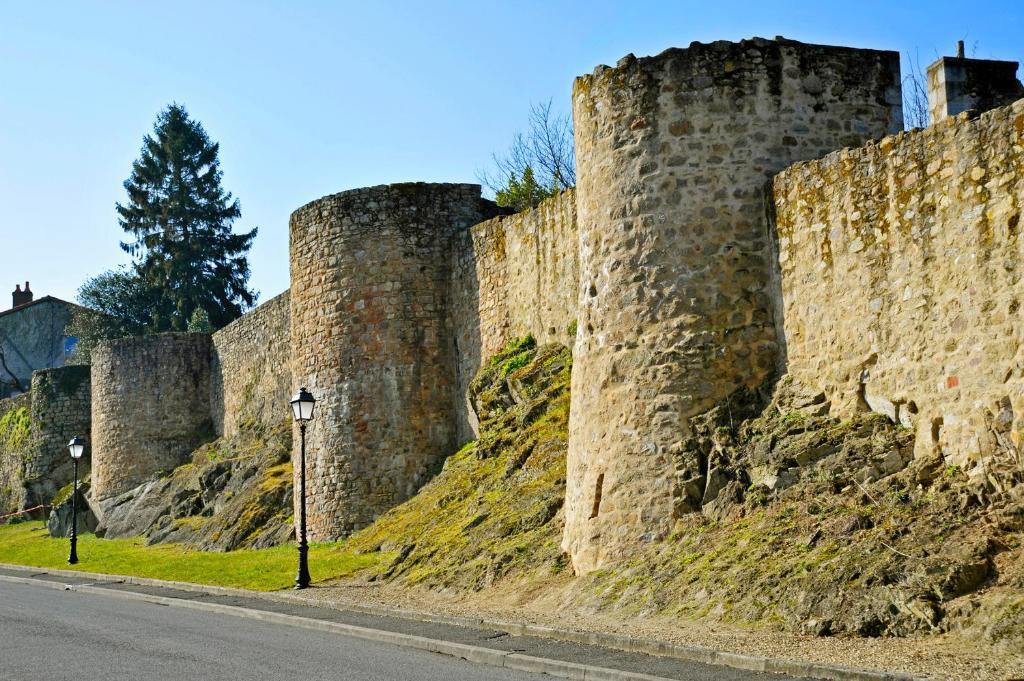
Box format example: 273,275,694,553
0,282,82,397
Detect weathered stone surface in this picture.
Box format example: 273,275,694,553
211,291,291,438
289,183,486,540
449,190,578,443
774,98,1024,494
26,366,91,509
0,366,90,517
569,377,1024,644
96,421,293,551
564,37,903,574
0,393,32,516
347,340,571,589
91,333,213,500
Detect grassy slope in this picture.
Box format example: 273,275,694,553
348,338,571,589
0,521,379,591
344,346,1022,647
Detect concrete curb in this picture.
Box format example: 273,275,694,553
0,563,921,681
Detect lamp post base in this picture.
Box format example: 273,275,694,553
295,543,310,589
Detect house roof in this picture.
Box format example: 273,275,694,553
0,295,84,321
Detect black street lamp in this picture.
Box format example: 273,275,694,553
67,436,85,565
290,387,316,589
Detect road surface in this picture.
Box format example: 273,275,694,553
0,579,549,681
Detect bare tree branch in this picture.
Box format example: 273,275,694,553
0,345,25,393
903,49,930,130
478,99,575,209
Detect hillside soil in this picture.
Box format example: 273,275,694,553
328,339,1023,680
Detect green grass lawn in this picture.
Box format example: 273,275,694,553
0,522,382,591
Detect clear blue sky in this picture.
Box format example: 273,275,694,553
2,0,1022,305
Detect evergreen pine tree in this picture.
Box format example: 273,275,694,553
495,166,552,212
117,104,257,331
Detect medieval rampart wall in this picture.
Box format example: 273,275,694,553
449,189,578,440
773,99,1024,491
564,38,904,573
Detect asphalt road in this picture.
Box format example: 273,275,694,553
0,580,550,681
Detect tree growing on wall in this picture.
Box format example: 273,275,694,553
478,99,575,212
118,104,257,331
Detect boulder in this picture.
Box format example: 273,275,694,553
47,483,98,538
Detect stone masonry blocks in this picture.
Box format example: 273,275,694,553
91,333,213,500
24,365,92,507
564,38,904,573
289,183,485,540
448,189,579,442
774,99,1024,493
211,290,292,437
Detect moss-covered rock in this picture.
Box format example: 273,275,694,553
95,419,294,551
47,476,97,538
568,378,1024,645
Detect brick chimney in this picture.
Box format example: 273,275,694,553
12,282,32,308
927,44,1024,124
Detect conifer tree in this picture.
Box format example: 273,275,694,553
495,167,552,212
117,104,257,331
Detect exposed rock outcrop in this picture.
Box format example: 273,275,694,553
94,420,294,551
572,378,1024,645
46,477,97,538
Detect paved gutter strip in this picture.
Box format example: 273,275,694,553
0,564,919,681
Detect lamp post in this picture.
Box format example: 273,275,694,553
290,387,316,589
67,436,85,565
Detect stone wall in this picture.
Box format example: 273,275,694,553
23,366,91,508
91,333,213,500
449,189,578,440
0,366,91,516
773,99,1024,491
0,392,31,515
211,290,292,437
290,183,486,540
564,37,904,573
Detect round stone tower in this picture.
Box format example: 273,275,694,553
564,38,903,573
91,333,213,501
289,183,484,540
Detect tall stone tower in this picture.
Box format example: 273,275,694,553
91,333,213,502
564,38,903,573
289,183,485,540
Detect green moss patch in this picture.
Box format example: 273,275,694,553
348,341,571,589
0,406,31,452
